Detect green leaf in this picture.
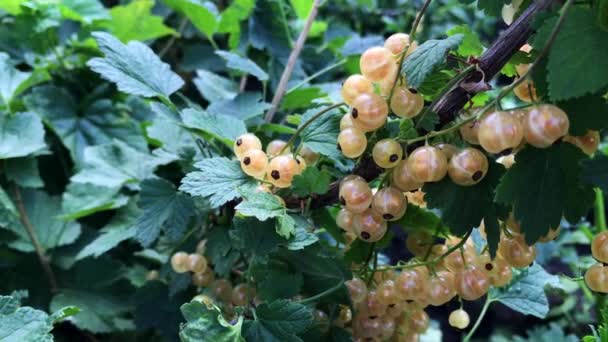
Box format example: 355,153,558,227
135,282,189,339
490,263,562,318
59,0,109,24
76,203,137,259
415,111,439,131
0,112,46,159
533,7,608,100
181,108,247,146
287,216,319,250
0,0,25,15
291,167,330,197
207,92,271,121
557,95,608,136
254,266,303,301
146,102,196,159
163,0,218,38
71,140,174,188
216,50,268,81
0,53,50,108
512,323,578,342
50,290,131,333
397,118,418,140
231,217,285,257
396,203,446,234
6,189,81,253
135,178,195,247
477,0,509,16
402,34,464,88
181,157,256,207
24,85,147,165
103,0,177,42
218,0,254,49
282,87,326,111
193,69,239,103
299,106,342,159
447,25,483,57
424,162,506,255
4,158,43,189
342,35,384,56
248,0,291,58
180,301,244,342
205,227,241,277
244,300,313,342
235,189,295,238
88,32,184,98
61,183,129,220
495,144,594,244
581,153,608,193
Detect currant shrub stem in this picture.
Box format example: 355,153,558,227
595,188,607,232
158,16,188,58
287,59,347,94
387,0,433,104
297,281,345,304
463,295,494,342
279,102,346,155
12,184,58,292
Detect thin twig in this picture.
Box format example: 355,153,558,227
264,0,323,123
286,59,347,94
463,295,493,342
159,17,188,58
239,75,248,92
297,281,344,304
12,185,58,292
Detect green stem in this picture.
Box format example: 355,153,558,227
297,282,344,304
279,102,346,154
287,59,347,94
463,296,493,342
595,188,607,232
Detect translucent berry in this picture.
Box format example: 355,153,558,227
192,268,215,287
485,256,513,287
523,104,570,148
448,147,489,186
377,318,397,340
436,143,459,159
455,264,490,300
564,130,600,155
478,111,524,154
406,231,434,257
336,208,355,233
234,133,262,159
342,74,374,106
372,186,407,221
299,145,320,165
385,300,405,319
408,310,430,334
426,270,457,306
448,309,470,329
372,139,403,168
407,146,448,183
340,114,354,131
338,127,367,158
266,139,290,157
395,267,428,300
353,315,382,339
334,305,352,327
444,247,475,273
498,234,537,268
352,93,389,132
187,253,208,274
384,32,418,56
377,279,398,305
592,231,608,263
209,279,233,303
513,78,537,103
345,277,368,304
360,46,397,82
459,118,481,145
362,289,388,317
171,251,190,273
353,209,388,242
585,263,608,293
295,155,307,173
390,86,424,118
339,177,373,213
267,155,299,188
377,66,399,96
392,160,423,192
232,283,254,306
240,149,268,179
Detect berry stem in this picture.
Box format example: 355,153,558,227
463,295,494,342
287,59,347,94
297,281,345,304
387,0,433,104
279,102,346,155
595,188,607,232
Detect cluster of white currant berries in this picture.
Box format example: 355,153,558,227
233,134,318,189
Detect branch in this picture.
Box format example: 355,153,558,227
286,0,557,209
264,0,323,123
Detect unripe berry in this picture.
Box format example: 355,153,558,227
345,277,368,304
352,93,389,132
426,270,457,306
339,177,373,213
353,209,388,242
372,186,407,221
267,155,299,188
372,139,403,168
342,74,374,106
564,130,600,155
478,111,524,154
592,231,608,263
340,114,354,131
360,46,397,82
498,234,537,268
187,253,208,273
585,263,608,293
448,309,470,329
240,149,268,179
336,208,355,233
192,268,215,287
384,32,418,56
171,251,190,273
234,133,262,159
448,147,489,186
407,146,448,182
459,118,481,145
266,139,290,157
406,230,434,257
523,104,570,148
455,264,490,300
390,86,424,118
338,127,367,158
392,160,423,192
